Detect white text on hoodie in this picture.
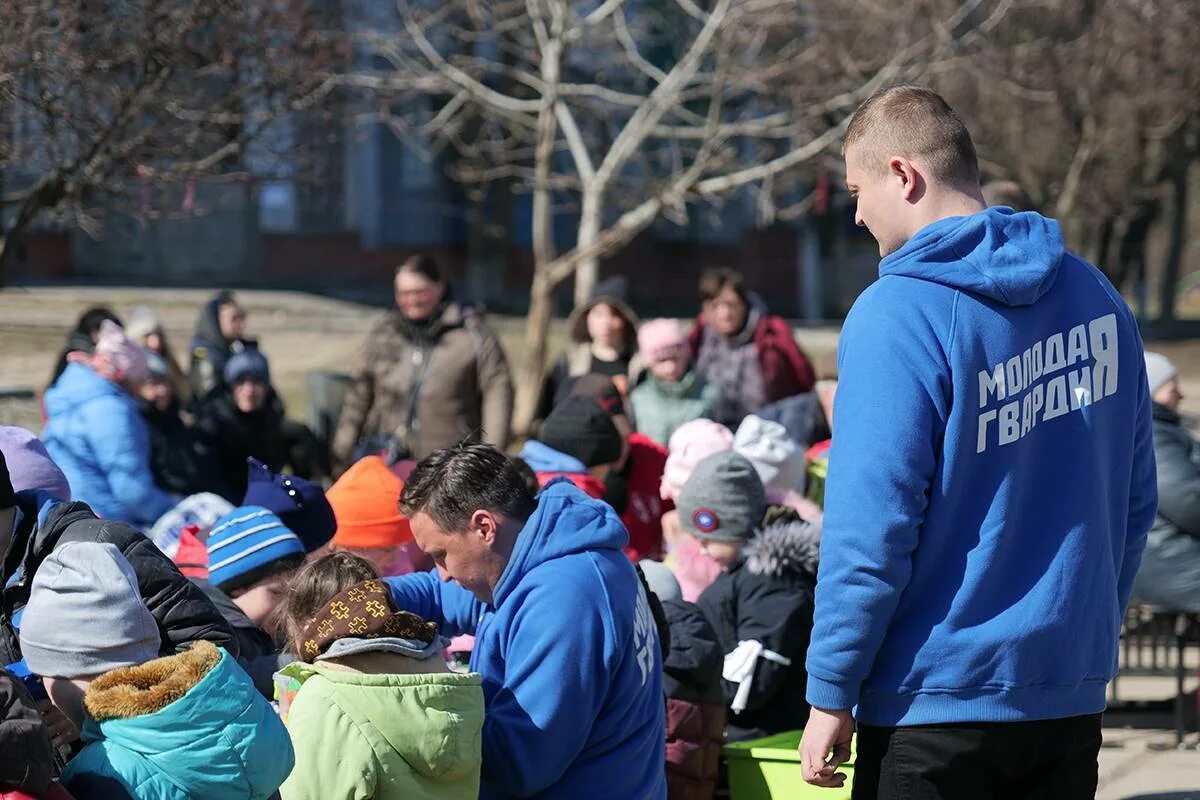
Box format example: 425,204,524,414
976,313,1118,454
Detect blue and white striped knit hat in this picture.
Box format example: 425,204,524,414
207,505,305,593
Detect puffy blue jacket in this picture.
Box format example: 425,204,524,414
43,362,175,527
387,480,667,799
63,642,294,800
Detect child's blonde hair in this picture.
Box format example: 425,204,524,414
271,551,379,654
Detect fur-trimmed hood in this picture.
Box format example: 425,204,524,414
744,520,820,579
65,641,293,800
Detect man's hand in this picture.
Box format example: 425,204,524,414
800,706,854,788
38,700,79,748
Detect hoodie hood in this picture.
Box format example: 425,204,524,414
193,292,230,349
492,479,628,607
75,642,293,799
879,207,1063,307
282,662,483,782
518,439,587,475
744,520,820,579
44,362,126,417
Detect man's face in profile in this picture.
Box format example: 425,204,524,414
844,144,908,258
409,510,507,604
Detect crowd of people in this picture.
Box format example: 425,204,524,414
0,84,1182,800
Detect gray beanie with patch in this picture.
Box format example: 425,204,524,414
677,451,766,542
19,542,160,679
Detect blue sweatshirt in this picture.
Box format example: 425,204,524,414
806,208,1157,726
387,480,666,799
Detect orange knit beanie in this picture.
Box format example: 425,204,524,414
327,456,413,549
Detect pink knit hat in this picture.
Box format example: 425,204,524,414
660,418,734,502
93,320,149,384
637,318,688,365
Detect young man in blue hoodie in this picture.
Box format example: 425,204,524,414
386,443,666,799
800,86,1157,798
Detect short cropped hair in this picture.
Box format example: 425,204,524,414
698,268,748,304
844,85,979,187
400,442,536,532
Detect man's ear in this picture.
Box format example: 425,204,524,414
471,509,498,544
888,156,922,201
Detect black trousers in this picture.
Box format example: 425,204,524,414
852,714,1103,800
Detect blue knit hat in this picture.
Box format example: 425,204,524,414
207,505,305,593
224,346,271,386
242,460,338,554
242,458,337,553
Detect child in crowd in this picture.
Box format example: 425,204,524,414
273,555,484,800
191,506,306,697
659,419,734,601
325,456,417,577
537,276,640,422
519,395,626,499
569,375,669,561
243,458,337,554
18,542,292,799
631,319,719,448
733,415,823,522
680,452,820,742
195,349,290,500
640,561,725,800
42,320,177,528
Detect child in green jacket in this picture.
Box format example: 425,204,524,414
631,319,719,447
274,554,484,800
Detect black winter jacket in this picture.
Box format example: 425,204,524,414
1131,403,1200,612
139,399,228,498
194,390,289,501
696,520,819,742
191,577,292,699
0,668,55,795
1,493,237,669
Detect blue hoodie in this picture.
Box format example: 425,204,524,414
387,480,666,799
43,362,175,527
807,208,1157,726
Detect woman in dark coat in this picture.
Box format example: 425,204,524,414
687,268,816,429
1132,352,1200,612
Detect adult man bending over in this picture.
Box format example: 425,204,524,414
387,443,666,799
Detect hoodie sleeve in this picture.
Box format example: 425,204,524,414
805,285,950,712
479,577,614,796
1119,355,1157,611
385,569,484,637
86,395,176,526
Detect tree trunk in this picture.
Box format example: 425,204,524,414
573,190,602,306
513,268,557,437
513,31,563,439
1156,159,1191,325
0,178,64,288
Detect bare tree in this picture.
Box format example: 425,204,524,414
942,0,1200,322
0,0,337,283
348,0,1010,434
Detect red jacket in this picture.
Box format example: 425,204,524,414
535,471,607,500
687,312,816,402
622,434,670,561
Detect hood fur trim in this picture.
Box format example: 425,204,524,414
745,521,820,578
84,641,221,722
